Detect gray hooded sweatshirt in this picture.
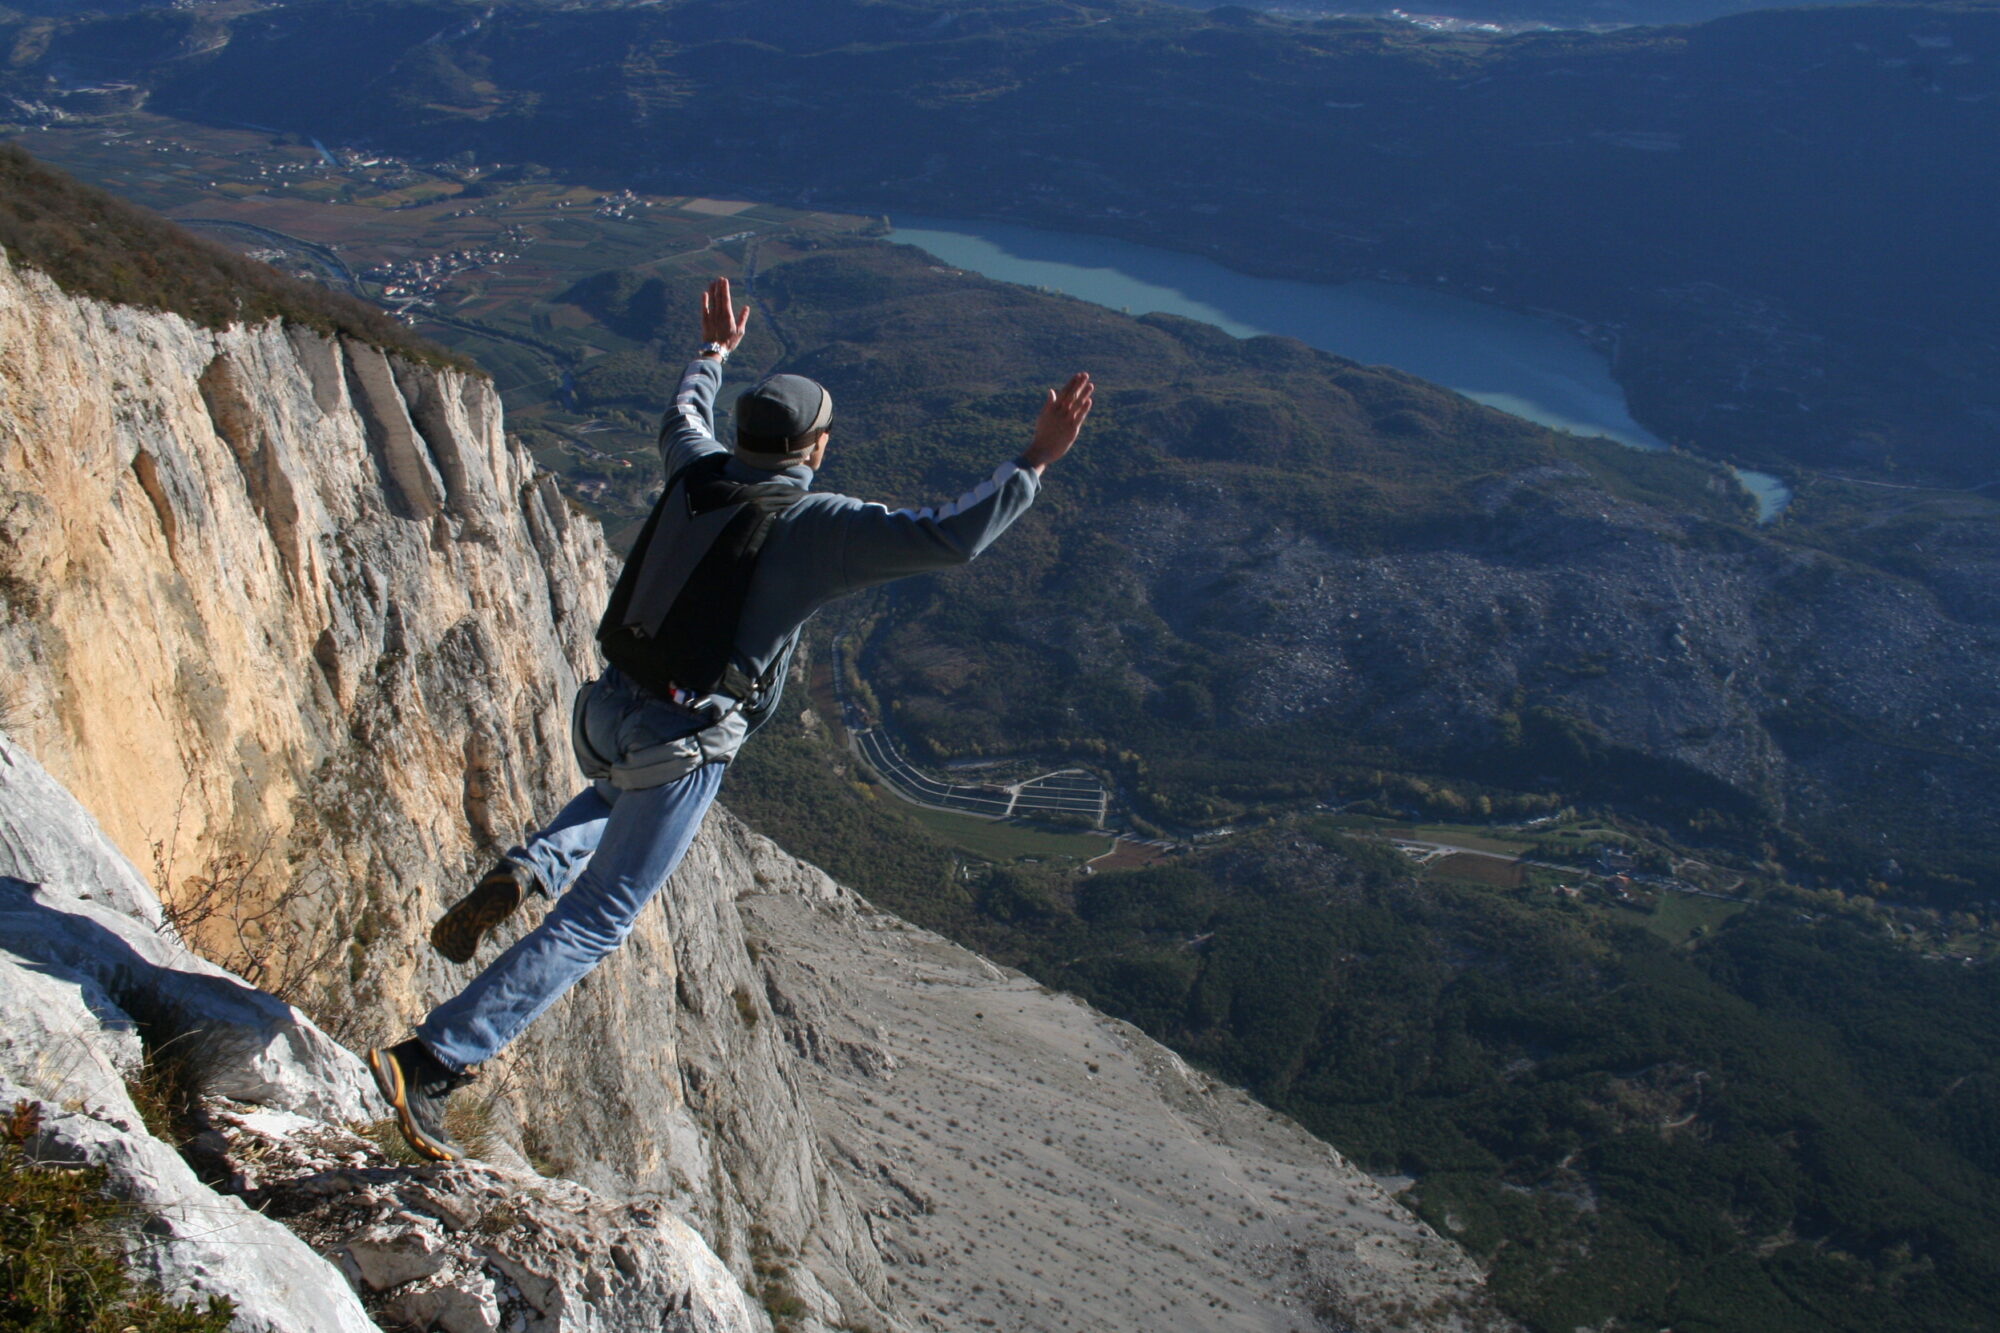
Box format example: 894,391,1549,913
652,355,1042,733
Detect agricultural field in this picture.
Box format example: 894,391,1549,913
1406,823,1536,856
1626,889,1750,946
899,805,1113,867
1428,852,1525,889
1311,812,1542,857
1524,821,1636,855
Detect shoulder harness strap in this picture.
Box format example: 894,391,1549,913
597,453,806,702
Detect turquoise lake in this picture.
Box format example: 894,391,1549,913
888,216,1790,520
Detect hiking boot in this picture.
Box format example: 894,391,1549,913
367,1038,473,1162
431,860,532,964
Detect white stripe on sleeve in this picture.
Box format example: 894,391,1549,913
890,461,1020,524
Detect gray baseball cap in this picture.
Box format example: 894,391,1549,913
735,374,833,465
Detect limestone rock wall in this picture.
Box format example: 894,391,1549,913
0,251,897,1331
0,248,607,971
0,729,767,1333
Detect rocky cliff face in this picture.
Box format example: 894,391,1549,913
743,876,1510,1332
876,449,2000,874
0,245,605,968
0,729,765,1333
0,248,897,1329
1090,466,2000,845
0,246,1510,1329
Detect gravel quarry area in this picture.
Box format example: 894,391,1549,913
742,887,1512,1333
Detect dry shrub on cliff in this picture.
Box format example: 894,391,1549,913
0,144,472,372
123,1030,208,1151
150,817,343,1013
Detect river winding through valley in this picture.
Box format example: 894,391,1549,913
888,216,1791,521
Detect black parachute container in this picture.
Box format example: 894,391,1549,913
597,453,804,704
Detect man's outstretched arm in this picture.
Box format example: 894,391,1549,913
659,277,753,475
822,372,1094,585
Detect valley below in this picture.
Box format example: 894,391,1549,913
9,0,1994,486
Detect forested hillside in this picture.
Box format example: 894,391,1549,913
726,669,2000,1333
601,238,1996,906
686,237,2000,1329
0,143,459,364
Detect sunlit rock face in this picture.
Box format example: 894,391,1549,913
0,730,767,1333
0,253,897,1329
0,245,607,989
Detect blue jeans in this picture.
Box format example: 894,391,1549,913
418,676,727,1070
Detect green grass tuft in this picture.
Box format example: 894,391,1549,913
0,1099,236,1332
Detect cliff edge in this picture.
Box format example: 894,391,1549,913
0,727,765,1333
0,242,897,1329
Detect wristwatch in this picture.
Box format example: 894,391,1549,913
698,341,732,360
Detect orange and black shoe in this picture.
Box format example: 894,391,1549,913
367,1038,473,1162
430,861,532,964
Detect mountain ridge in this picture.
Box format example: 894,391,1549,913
690,237,1999,904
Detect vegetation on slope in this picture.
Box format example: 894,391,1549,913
726,689,2000,1333
703,241,1993,907
0,144,468,367
0,1099,235,1333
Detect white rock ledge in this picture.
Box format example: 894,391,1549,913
0,728,766,1333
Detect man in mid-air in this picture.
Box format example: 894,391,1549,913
370,277,1093,1160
